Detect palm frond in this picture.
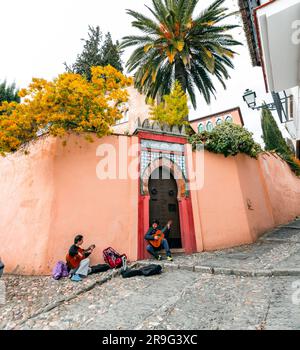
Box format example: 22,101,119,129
121,0,241,109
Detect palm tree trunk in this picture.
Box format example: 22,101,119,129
175,56,189,122
175,57,187,93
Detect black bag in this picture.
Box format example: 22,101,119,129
90,264,110,274
0,260,4,278
139,264,162,277
121,264,162,279
121,268,143,279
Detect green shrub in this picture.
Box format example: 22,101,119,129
281,154,300,177
189,122,262,158
261,107,300,176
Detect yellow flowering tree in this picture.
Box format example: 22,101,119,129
149,81,189,127
0,66,132,155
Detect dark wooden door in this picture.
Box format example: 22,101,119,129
149,167,182,249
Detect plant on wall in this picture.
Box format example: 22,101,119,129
189,122,262,158
261,107,300,176
0,66,132,156
149,81,189,127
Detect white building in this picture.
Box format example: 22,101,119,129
240,0,300,158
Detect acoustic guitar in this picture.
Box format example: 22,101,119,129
148,230,165,249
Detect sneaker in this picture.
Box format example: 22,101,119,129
167,256,174,262
71,274,82,282
155,255,162,261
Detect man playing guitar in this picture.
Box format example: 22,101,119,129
145,219,173,261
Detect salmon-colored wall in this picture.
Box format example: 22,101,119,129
191,151,254,251
0,134,139,275
0,138,57,275
1,134,300,275
258,153,300,225
191,150,300,251
235,154,275,241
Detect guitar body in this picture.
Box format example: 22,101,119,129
148,230,165,249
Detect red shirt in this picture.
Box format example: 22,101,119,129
66,245,85,270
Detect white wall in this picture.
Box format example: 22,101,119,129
189,0,290,146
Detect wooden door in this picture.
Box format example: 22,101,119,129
149,167,182,248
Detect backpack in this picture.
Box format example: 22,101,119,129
52,261,69,280
103,247,127,269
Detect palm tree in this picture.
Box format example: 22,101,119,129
121,0,241,109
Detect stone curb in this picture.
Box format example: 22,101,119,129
136,261,300,278
11,264,138,330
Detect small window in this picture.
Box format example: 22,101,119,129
198,123,204,133
115,109,129,125
216,118,223,126
225,115,233,123
206,121,214,132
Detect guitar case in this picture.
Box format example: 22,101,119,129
121,264,162,278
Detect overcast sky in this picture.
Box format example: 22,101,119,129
0,0,288,144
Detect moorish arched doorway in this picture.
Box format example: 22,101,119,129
137,133,197,260
148,166,182,248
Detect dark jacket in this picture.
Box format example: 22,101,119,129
0,260,4,278
144,226,171,241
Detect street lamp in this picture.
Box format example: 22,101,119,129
242,89,290,123
243,89,257,109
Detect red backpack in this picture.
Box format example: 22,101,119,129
103,247,127,269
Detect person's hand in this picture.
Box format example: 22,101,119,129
87,245,96,252
154,236,159,241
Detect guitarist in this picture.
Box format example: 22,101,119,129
145,220,173,262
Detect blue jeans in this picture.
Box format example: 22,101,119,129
146,239,172,258
0,261,4,278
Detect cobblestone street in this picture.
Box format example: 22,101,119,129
1,219,300,330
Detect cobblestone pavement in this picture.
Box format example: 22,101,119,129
1,219,300,330
0,271,113,330
138,219,300,274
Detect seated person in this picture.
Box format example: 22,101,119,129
0,257,4,278
145,220,173,262
66,235,95,282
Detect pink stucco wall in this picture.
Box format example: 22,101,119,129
0,134,139,275
0,138,56,275
1,134,300,275
258,153,300,225
190,150,300,251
